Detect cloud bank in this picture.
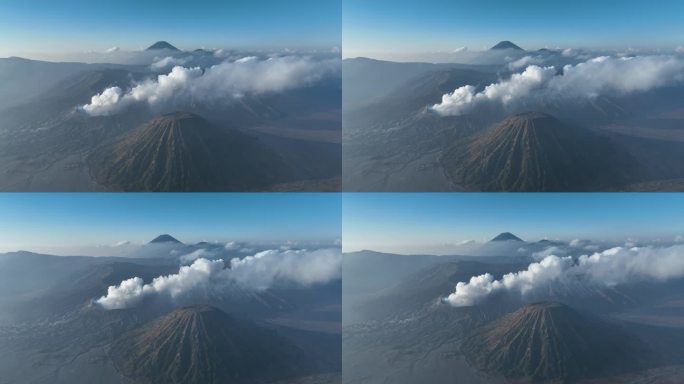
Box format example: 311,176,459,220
96,248,341,309
445,244,684,307
81,56,340,116
432,55,684,116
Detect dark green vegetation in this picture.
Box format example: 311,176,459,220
461,302,650,382
111,305,314,384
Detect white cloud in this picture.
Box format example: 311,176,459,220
452,47,468,53
432,65,556,116
562,48,576,57
105,47,120,53
235,56,258,63
445,244,684,307
224,241,243,251
96,248,341,309
81,86,127,116
150,56,189,71
432,55,684,116
81,56,340,116
179,249,215,264
507,55,546,70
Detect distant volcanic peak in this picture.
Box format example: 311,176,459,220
146,41,180,51
490,41,524,50
490,232,523,242
149,234,182,244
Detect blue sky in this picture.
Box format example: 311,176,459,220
343,193,684,253
344,0,684,58
0,193,341,252
0,0,340,56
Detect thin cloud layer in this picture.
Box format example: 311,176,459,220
432,55,684,116
445,244,684,307
81,55,340,116
96,248,341,309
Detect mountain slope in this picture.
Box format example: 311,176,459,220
110,305,314,384
490,41,524,50
490,232,523,242
442,112,635,191
148,234,182,244
89,112,292,191
146,41,179,51
461,302,650,382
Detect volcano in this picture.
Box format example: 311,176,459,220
442,112,634,191
148,234,182,244
461,302,649,382
89,112,291,191
490,41,524,50
110,305,314,384
490,232,523,242
146,41,180,51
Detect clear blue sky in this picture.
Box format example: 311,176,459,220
343,193,684,252
0,193,341,252
0,0,340,56
344,0,684,58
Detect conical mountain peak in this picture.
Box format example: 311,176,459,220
461,302,648,381
146,41,179,51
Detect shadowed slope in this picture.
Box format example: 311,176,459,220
110,305,314,384
442,112,635,191
490,41,524,50
89,112,291,191
461,302,650,382
146,41,179,51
